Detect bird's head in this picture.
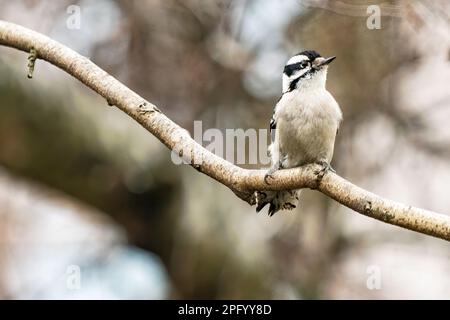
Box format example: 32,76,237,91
282,50,335,93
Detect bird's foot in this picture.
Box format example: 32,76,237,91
264,160,283,184
313,160,335,189
316,160,335,173
264,167,277,184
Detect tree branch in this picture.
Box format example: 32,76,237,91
1,20,449,241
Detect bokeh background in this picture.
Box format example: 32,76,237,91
0,0,450,299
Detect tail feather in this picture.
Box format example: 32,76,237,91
255,190,300,216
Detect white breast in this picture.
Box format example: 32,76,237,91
272,88,342,168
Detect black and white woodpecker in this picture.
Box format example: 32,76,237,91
255,50,343,216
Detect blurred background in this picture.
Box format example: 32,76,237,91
0,0,450,299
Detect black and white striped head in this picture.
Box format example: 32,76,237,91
282,50,335,93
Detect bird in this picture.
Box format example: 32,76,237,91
255,50,343,216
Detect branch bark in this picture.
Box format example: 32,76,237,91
1,20,450,241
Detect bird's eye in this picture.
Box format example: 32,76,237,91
300,61,309,68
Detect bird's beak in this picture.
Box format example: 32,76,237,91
313,56,336,69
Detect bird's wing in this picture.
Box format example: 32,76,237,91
269,115,276,132
269,95,283,142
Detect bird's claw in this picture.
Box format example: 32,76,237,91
327,164,336,173
264,161,282,185
264,173,274,184
264,166,279,184
316,161,335,174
